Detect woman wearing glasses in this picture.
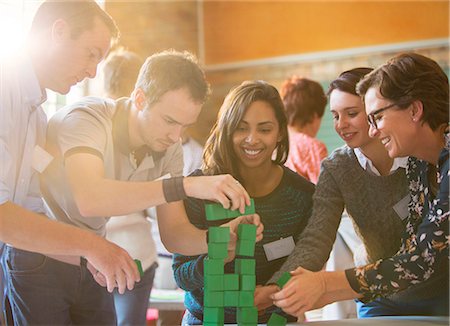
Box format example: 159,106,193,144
264,67,418,318
272,53,449,317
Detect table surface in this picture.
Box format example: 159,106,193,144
297,316,449,325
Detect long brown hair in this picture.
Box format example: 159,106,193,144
202,80,289,181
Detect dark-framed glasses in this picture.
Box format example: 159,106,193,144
367,103,399,129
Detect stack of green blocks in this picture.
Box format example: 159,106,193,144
204,199,258,326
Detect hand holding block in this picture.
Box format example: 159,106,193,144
205,198,255,221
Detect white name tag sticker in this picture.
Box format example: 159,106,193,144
263,236,295,261
393,194,410,220
32,145,53,173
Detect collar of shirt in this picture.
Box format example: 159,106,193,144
354,147,408,176
19,55,47,110
112,97,164,166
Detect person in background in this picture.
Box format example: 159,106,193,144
0,1,141,324
39,50,262,325
280,76,328,184
173,80,314,325
103,48,143,100
272,53,449,318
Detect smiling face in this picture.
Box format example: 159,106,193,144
329,89,373,149
45,17,112,94
364,87,416,158
232,100,281,170
133,87,202,152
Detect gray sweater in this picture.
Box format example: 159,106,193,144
269,146,447,303
269,146,408,282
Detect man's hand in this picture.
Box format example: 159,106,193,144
84,236,140,294
271,267,326,317
183,175,250,214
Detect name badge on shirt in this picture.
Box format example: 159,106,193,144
263,236,295,261
32,145,53,173
393,194,410,220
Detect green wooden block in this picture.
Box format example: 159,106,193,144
236,239,255,257
134,259,143,277
237,224,257,241
205,203,229,221
203,323,222,326
238,291,254,307
204,291,224,307
235,258,255,275
205,274,224,291
208,226,230,243
223,273,239,291
267,312,287,326
232,198,256,217
237,306,258,323
204,258,224,275
240,274,256,291
276,272,291,289
203,307,224,323
208,242,228,259
223,291,239,306
205,198,255,221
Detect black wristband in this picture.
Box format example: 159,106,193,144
162,176,187,203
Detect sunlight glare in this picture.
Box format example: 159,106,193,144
0,2,28,60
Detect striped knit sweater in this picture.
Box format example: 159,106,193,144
172,166,314,324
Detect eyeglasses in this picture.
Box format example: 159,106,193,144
367,103,399,129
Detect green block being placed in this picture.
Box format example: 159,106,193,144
223,273,239,291
276,272,292,289
237,224,257,241
204,258,224,275
205,198,255,221
235,258,255,275
223,291,239,307
238,291,254,307
204,274,224,291
267,312,287,326
204,291,224,307
208,226,230,243
134,259,143,277
208,242,228,259
236,239,255,257
203,307,224,323
240,274,256,291
237,306,258,324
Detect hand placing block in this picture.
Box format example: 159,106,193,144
205,198,255,221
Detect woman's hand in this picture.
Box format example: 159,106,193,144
271,267,327,317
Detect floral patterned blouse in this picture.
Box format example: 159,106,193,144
345,133,449,301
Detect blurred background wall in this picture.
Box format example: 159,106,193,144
105,0,449,151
